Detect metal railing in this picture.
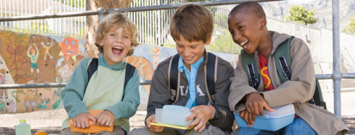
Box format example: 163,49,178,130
0,80,152,89
0,0,278,22
0,0,86,38
1,73,354,89
0,0,353,119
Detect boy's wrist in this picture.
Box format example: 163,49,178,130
208,103,219,120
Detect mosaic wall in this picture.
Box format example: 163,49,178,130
0,30,238,113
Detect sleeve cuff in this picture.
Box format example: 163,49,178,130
209,103,219,120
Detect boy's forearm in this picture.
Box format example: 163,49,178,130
61,58,90,118
62,90,88,118
228,58,258,112
106,99,139,119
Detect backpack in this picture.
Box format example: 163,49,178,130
86,58,136,97
168,53,217,104
241,37,327,109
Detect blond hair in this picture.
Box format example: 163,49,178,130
95,13,138,56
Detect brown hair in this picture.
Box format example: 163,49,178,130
95,13,138,56
170,4,213,43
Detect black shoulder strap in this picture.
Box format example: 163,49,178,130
206,52,217,102
87,58,98,83
121,63,136,100
169,54,180,103
169,53,217,103
124,63,136,88
170,54,180,92
85,58,98,95
86,58,136,100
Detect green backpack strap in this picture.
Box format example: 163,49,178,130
274,37,293,83
313,78,327,109
274,37,327,109
241,50,260,89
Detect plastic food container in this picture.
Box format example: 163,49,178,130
155,105,192,127
234,104,295,131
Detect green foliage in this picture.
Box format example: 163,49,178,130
285,5,318,25
344,18,355,34
214,13,228,29
206,25,241,54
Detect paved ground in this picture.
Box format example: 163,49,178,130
0,108,354,135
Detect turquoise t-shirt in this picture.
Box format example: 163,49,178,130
178,56,204,109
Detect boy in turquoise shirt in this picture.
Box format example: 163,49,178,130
61,13,140,135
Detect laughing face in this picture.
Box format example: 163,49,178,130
228,11,264,54
98,26,132,66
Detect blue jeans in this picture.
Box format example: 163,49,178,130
236,118,317,135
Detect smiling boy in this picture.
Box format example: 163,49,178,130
227,2,348,135
61,13,140,135
130,4,234,135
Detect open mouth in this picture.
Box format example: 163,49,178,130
240,40,249,49
112,44,123,55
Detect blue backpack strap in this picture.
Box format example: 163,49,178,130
206,52,217,103
241,50,260,89
169,54,180,103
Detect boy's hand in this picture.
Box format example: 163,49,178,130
146,114,164,132
72,113,96,128
246,92,274,116
240,110,256,127
186,105,216,132
96,110,115,127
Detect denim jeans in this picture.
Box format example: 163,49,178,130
236,118,317,135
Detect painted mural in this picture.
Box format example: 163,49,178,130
0,30,238,113
0,30,85,113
